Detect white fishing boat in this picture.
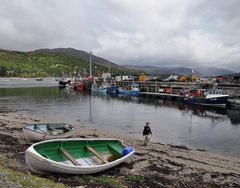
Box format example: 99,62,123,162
23,123,76,142
25,138,134,174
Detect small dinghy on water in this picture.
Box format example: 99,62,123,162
23,123,76,142
25,138,134,174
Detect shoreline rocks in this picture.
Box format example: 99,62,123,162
0,110,240,187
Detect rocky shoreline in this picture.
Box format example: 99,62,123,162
0,109,240,187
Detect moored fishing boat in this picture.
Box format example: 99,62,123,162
183,89,229,107
107,82,118,95
118,84,139,97
91,81,99,93
23,123,76,142
25,138,134,174
59,79,71,89
98,82,109,94
74,81,85,92
227,98,240,109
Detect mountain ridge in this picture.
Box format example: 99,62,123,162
0,47,237,77
124,65,236,77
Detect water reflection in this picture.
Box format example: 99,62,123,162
135,96,240,127
1,87,240,157
227,109,240,126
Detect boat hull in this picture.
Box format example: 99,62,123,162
25,138,134,174
227,99,240,109
183,96,229,107
74,83,85,92
108,86,118,94
119,89,139,97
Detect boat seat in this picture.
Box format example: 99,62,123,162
63,126,73,131
85,146,108,164
47,125,63,135
59,147,81,166
50,130,61,135
107,144,122,157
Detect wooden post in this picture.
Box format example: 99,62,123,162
85,146,108,164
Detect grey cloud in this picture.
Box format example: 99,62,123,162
0,0,240,71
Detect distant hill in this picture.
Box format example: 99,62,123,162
124,65,236,77
0,47,236,78
0,48,139,77
30,48,125,71
194,66,236,77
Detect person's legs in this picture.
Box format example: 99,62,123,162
143,135,150,145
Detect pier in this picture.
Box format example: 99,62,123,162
82,80,240,98
139,92,184,102
115,81,240,98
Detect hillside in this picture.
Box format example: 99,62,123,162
0,48,138,77
1,48,236,78
124,65,236,77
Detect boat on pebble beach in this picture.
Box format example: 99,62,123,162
23,123,76,142
25,138,134,174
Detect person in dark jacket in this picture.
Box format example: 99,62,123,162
143,122,152,146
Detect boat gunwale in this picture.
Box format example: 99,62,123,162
23,123,75,136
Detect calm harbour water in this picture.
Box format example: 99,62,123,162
0,79,240,158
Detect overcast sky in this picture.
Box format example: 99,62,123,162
1,0,240,70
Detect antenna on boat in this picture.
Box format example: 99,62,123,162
89,51,92,78
108,62,110,74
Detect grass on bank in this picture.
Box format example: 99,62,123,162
0,156,66,188
127,175,145,183
74,175,126,188
0,155,144,188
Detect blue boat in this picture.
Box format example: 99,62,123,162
98,82,109,94
118,83,139,97
91,81,99,93
91,82,108,94
107,83,118,95
183,89,229,107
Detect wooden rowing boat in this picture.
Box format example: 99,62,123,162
23,123,76,142
25,138,134,174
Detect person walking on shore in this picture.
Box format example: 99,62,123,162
143,122,152,146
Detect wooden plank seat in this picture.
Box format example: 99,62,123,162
107,144,122,157
59,147,81,166
47,125,63,135
85,146,108,164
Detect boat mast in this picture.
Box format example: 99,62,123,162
89,51,92,78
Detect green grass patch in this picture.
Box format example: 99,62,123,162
0,156,67,188
83,175,126,188
127,175,145,183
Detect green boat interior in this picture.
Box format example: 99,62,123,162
34,140,124,166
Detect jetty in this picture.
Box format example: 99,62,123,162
87,80,240,99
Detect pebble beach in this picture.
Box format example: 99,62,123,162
0,108,240,187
